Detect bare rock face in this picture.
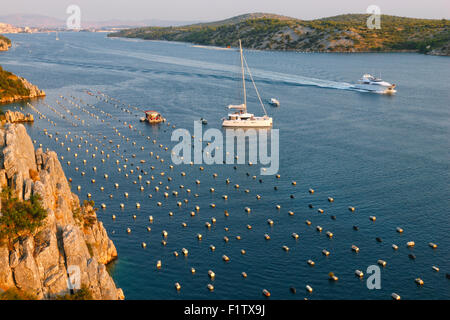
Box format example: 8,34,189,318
82,205,118,265
0,245,14,288
0,77,46,104
4,111,34,124
0,39,11,51
19,77,46,99
0,124,123,299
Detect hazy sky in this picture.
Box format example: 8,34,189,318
2,0,449,21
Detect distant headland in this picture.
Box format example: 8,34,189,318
108,13,450,56
0,65,46,104
0,34,11,51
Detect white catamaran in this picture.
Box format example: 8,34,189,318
222,40,272,128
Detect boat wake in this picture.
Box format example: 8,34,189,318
104,46,361,92
39,41,367,93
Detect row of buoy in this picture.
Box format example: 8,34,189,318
28,93,441,300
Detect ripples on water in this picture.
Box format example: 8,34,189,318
1,32,449,300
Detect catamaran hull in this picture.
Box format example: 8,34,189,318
222,119,273,128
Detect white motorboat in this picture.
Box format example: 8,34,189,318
222,40,273,128
269,98,280,107
354,74,396,94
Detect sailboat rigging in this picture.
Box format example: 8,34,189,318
222,40,272,128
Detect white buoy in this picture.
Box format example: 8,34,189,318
391,293,401,300
406,241,415,248
429,242,437,249
262,289,271,297
377,260,387,267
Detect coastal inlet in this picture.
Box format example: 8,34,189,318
0,32,448,299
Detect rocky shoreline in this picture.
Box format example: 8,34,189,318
0,77,46,105
1,110,34,123
0,37,11,51
0,122,124,300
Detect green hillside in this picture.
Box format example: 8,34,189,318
0,35,11,45
0,34,12,51
0,66,31,100
108,13,450,55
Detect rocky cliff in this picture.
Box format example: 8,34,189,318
0,75,46,104
0,123,124,300
2,110,34,123
0,34,11,51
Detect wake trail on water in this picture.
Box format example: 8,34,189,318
51,42,363,92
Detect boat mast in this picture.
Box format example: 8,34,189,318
239,39,247,112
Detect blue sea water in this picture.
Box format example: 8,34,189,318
0,32,449,300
